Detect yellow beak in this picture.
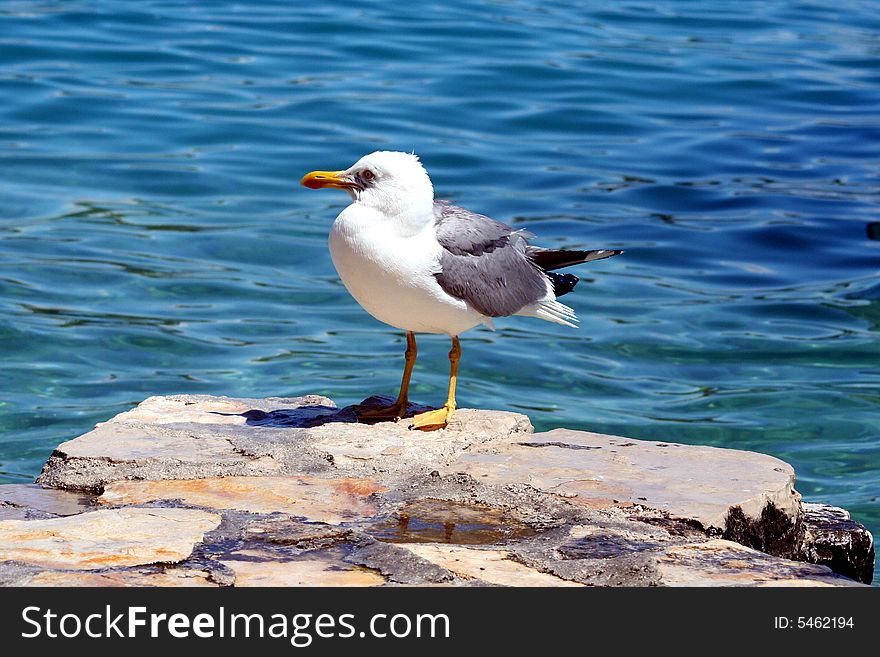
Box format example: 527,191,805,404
300,170,355,190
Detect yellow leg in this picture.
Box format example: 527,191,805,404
410,336,460,431
358,332,417,421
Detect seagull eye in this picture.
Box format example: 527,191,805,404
361,169,375,181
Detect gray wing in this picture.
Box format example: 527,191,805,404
433,200,549,317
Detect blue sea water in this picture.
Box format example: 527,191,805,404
1,1,878,580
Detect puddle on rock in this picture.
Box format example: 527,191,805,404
369,499,536,545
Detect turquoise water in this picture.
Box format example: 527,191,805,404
1,1,878,579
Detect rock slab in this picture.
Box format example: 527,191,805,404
444,428,803,556
1,394,871,587
800,503,875,584
0,507,220,571
99,476,384,524
37,394,532,491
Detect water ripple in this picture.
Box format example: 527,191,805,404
0,0,878,580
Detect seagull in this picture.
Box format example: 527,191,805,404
301,151,622,430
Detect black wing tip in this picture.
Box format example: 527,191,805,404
548,272,579,297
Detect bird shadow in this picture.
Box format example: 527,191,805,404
208,396,435,429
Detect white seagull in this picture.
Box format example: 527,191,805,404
302,151,622,430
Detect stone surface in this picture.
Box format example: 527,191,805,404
444,428,804,557
0,484,94,518
37,394,530,491
107,394,337,426
6,394,872,587
344,540,456,584
0,507,221,570
656,539,862,587
220,547,385,587
242,517,353,547
308,410,530,472
99,476,384,524
399,544,584,586
368,499,536,545
0,507,32,521
800,503,875,584
21,566,219,587
489,523,860,587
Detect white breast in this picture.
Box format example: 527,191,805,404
328,205,485,335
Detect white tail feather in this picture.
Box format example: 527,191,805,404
518,299,579,328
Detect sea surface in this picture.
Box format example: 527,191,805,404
1,1,878,580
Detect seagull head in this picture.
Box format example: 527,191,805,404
301,151,434,218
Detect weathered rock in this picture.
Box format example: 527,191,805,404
37,394,530,491
368,499,536,545
242,517,353,549
307,397,532,473
8,394,871,587
509,524,667,586
398,544,584,586
0,507,220,570
444,428,803,557
107,394,337,426
799,503,875,584
558,523,683,560
99,476,384,524
220,547,385,587
0,559,224,587
0,484,95,518
35,395,334,492
21,566,219,587
345,539,457,585
655,539,862,587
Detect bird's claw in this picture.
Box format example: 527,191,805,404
409,406,453,431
